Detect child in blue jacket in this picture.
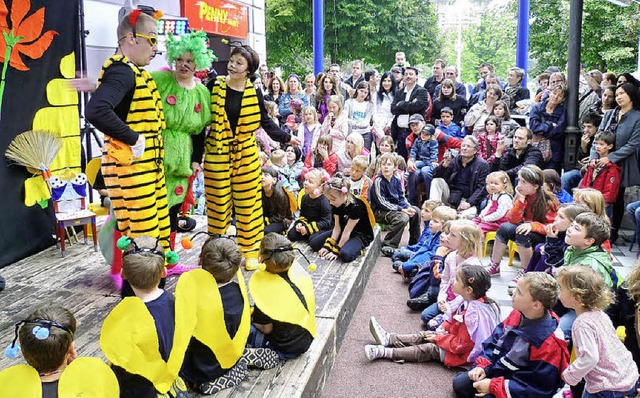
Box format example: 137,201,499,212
390,199,441,265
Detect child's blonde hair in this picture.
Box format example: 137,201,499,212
304,168,324,187
346,133,364,156
431,205,458,223
557,265,613,310
18,306,77,373
199,237,241,284
260,233,295,273
486,171,514,195
422,199,442,212
264,100,278,119
302,106,318,124
625,260,640,303
557,203,591,223
258,151,269,167
323,175,353,204
327,95,343,116
270,149,286,167
121,236,165,290
450,219,482,258
521,272,559,310
351,155,369,170
573,188,609,221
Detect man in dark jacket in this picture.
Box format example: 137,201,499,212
423,59,445,99
430,136,489,217
491,127,544,186
391,66,430,160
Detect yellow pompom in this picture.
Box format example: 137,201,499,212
258,263,267,271
307,263,317,272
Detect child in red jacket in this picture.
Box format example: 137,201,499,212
579,131,620,220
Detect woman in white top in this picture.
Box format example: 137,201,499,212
372,72,397,148
344,81,375,151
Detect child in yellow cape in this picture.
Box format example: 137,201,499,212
248,233,317,359
1,306,118,397
100,236,193,397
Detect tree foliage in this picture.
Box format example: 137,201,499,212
265,0,442,76
441,4,517,84
529,0,640,74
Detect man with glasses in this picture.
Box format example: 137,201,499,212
86,10,170,279
434,66,467,99
430,136,489,217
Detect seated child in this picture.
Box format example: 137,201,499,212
365,135,406,184
452,272,570,398
573,187,612,254
579,131,620,219
543,169,573,204
279,145,304,194
365,265,500,367
477,116,504,163
407,124,439,205
558,266,639,397
180,237,254,395
283,98,304,135
391,199,442,266
472,171,513,235
249,233,316,359
421,220,484,328
1,306,118,397
288,169,332,243
100,236,190,397
607,261,640,370
491,100,521,138
270,149,286,173
436,107,464,139
349,155,372,201
303,135,338,178
261,166,294,235
309,176,375,263
370,152,421,254
297,106,321,157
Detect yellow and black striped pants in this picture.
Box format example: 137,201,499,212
204,134,264,258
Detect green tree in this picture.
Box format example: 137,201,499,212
265,0,442,75
441,3,517,84
529,0,640,74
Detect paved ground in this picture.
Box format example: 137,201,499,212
322,229,638,398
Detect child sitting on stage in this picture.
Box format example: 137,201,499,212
248,233,316,359
100,235,190,397
287,169,332,243
1,306,118,397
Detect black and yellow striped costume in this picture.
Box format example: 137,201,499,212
97,55,170,247
205,77,263,258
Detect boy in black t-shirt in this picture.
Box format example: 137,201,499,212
248,233,316,359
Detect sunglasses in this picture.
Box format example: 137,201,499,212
135,33,157,46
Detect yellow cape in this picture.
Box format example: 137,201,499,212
0,357,119,397
177,269,251,368
100,284,196,394
249,263,316,337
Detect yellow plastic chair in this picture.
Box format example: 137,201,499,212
483,231,497,258
508,241,519,266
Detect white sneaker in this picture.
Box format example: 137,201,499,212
508,269,526,288
369,316,390,346
364,344,386,361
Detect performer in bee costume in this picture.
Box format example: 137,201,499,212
205,44,299,271
86,9,170,281
1,306,119,397
249,233,316,359
150,31,213,273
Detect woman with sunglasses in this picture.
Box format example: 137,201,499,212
204,44,300,271
149,31,214,275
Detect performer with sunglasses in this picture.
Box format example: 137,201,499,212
86,9,170,287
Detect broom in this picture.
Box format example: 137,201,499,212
5,129,62,182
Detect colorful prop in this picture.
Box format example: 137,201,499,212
5,129,61,182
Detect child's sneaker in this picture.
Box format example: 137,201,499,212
406,293,432,311
369,316,390,346
486,261,500,276
381,246,396,257
243,347,279,369
391,261,402,272
508,269,526,288
364,344,387,361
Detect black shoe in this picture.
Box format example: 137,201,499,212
381,246,396,257
392,261,402,272
406,293,432,311
0,275,4,292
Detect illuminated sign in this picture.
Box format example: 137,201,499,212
181,0,249,39
158,18,189,36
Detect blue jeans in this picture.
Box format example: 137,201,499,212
408,161,435,206
582,386,637,398
247,325,298,360
421,300,441,325
562,169,583,193
392,247,415,262
627,200,640,227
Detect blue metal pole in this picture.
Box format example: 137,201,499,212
516,0,530,86
313,0,324,75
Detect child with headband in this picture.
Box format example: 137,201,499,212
248,233,316,359
1,306,118,396
100,235,190,397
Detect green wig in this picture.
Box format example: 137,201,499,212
166,31,216,71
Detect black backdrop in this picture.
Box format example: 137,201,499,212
0,0,80,268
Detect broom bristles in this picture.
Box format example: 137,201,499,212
5,130,62,171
